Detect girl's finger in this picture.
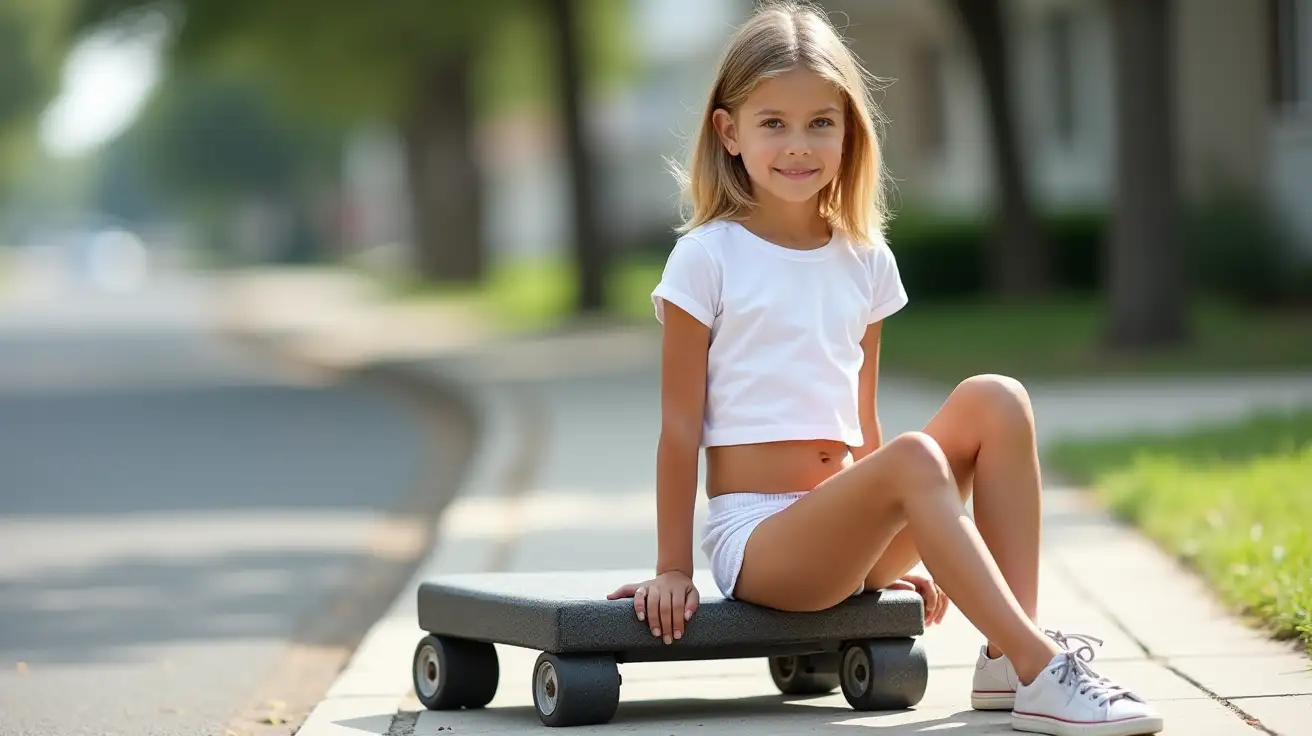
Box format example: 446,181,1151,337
670,588,687,641
921,584,937,624
608,583,638,600
659,588,675,644
633,587,647,622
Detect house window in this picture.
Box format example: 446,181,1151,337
1045,8,1076,146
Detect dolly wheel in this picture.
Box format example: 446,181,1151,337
839,638,928,711
412,634,499,710
531,652,620,727
769,653,841,695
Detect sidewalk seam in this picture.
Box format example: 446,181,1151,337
1047,536,1282,736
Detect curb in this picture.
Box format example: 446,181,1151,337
211,320,533,736
290,357,531,736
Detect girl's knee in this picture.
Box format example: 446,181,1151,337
881,431,954,492
956,373,1033,424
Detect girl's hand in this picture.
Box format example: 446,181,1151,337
607,571,700,644
888,572,948,627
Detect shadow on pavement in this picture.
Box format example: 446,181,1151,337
371,697,1014,734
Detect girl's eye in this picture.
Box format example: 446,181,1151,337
761,119,784,129
812,118,834,128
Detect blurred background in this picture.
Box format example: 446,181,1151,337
0,0,1308,368
1,2,1310,734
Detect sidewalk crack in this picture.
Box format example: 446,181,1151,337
1049,546,1281,735
386,710,418,736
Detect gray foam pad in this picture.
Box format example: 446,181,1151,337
417,570,924,662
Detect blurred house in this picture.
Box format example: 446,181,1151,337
592,0,755,253
342,0,1311,267
823,0,1312,253
340,0,753,265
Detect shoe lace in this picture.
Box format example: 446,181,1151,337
1049,650,1136,707
1044,629,1104,663
1044,629,1118,686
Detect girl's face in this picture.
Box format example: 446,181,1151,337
713,67,847,206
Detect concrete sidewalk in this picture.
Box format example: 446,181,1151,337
217,269,1312,736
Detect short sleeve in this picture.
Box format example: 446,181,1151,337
866,238,909,324
651,236,720,327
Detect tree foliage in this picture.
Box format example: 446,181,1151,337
0,0,70,197
69,0,631,297
93,68,341,222
69,0,526,123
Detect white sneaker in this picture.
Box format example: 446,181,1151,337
1011,651,1163,735
972,630,1104,711
971,645,1020,710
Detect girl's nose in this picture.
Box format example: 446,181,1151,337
785,133,811,156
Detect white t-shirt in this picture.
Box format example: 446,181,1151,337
651,219,908,448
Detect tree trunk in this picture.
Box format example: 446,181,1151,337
547,0,607,313
952,0,1047,298
1106,0,1188,348
402,50,484,283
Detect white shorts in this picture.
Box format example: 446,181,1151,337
700,491,865,600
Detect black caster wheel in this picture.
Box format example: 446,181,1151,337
412,634,499,710
769,652,841,695
839,638,928,711
531,652,621,727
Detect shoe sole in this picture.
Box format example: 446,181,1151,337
970,691,1015,710
1011,712,1164,736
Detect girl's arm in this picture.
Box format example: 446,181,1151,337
655,304,711,576
852,320,885,461
609,302,708,644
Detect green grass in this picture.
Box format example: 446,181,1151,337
388,256,1312,380
1047,410,1312,654
386,257,664,333
878,296,1312,382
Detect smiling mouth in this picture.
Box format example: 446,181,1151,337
774,167,819,180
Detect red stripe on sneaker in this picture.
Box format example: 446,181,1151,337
1013,710,1148,724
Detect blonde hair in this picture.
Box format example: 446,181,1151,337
672,0,890,244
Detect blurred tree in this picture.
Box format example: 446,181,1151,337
547,0,605,313
92,69,342,261
69,0,626,312
68,0,497,282
1106,0,1188,347
0,0,67,202
91,113,159,223
951,0,1048,297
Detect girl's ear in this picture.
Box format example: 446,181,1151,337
711,108,740,156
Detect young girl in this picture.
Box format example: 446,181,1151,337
607,2,1162,735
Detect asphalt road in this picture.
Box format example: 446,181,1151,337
0,252,460,736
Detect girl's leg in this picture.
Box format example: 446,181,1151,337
861,374,1044,658
731,431,1061,685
